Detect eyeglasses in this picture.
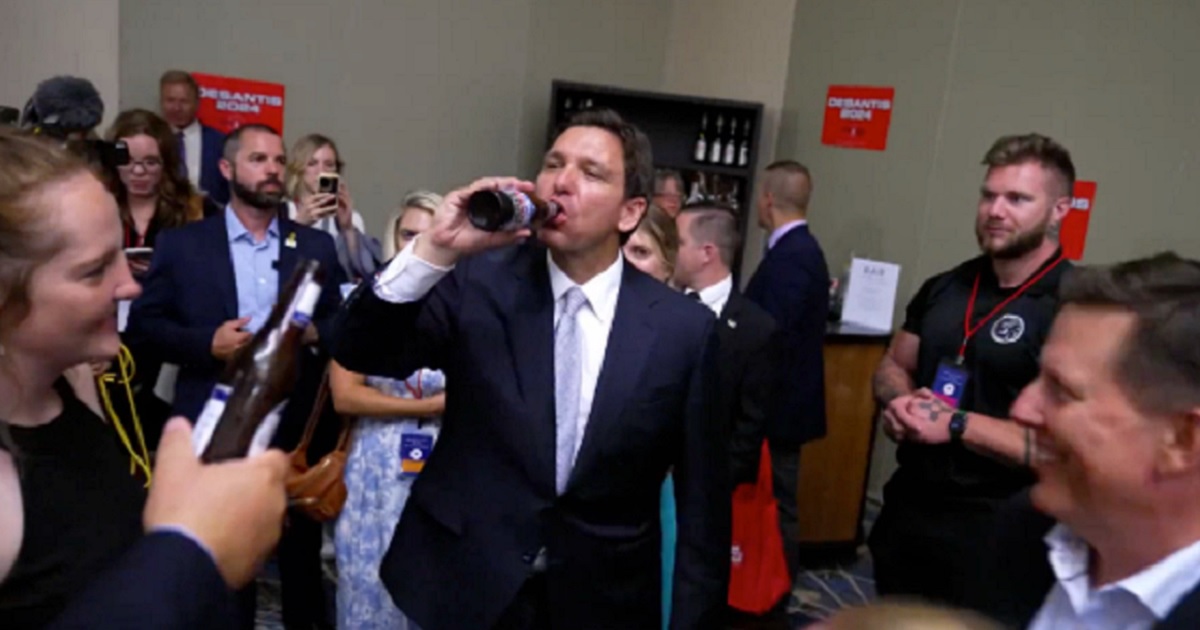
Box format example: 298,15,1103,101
121,158,164,172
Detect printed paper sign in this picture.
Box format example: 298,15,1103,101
192,72,286,135
1061,181,1097,261
821,86,895,151
840,257,901,331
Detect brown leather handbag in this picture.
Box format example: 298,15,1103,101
286,369,353,522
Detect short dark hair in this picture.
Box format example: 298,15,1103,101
654,169,684,194
679,201,740,268
764,160,813,211
559,108,653,201
982,133,1076,198
222,123,281,163
159,70,200,99
1060,252,1200,414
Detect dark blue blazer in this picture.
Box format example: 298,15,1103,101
47,532,236,629
126,212,344,449
198,124,228,206
334,245,730,630
743,223,830,447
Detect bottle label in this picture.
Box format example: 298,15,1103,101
192,384,232,456
247,401,287,456
289,279,322,328
694,139,707,162
509,191,537,228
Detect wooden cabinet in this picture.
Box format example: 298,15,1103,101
795,326,890,551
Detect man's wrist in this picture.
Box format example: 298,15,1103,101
949,410,969,444
413,235,460,268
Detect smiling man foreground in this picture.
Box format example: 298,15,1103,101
972,252,1200,629
334,108,729,629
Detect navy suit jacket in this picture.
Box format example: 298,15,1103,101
198,124,228,206
334,245,730,630
48,532,235,629
743,223,830,447
126,212,344,450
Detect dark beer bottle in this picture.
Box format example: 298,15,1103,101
192,259,324,463
466,189,561,232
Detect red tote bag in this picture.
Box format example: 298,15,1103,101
727,441,793,613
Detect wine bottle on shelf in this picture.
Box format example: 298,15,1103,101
723,119,738,165
693,114,708,163
583,97,594,109
738,119,752,167
686,172,708,204
193,260,324,462
709,114,724,164
728,182,741,211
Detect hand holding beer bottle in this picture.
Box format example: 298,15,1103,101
413,177,539,268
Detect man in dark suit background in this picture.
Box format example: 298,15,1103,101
126,124,344,630
335,108,729,629
743,160,830,578
968,253,1200,630
160,70,227,208
673,202,780,488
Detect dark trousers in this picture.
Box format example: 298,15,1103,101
235,509,331,630
867,495,1004,607
768,440,801,583
493,574,550,630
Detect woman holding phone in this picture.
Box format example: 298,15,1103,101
107,109,205,277
284,134,381,283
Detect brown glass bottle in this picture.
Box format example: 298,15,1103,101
466,189,561,232
192,259,324,463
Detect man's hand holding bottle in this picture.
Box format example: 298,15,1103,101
414,177,536,268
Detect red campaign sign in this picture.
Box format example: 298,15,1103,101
1061,181,1097,261
821,86,895,151
192,72,286,135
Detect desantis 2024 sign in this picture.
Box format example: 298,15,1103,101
821,85,895,151
192,72,285,135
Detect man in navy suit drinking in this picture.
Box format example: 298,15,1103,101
335,109,729,629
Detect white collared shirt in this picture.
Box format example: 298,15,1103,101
767,219,807,250
373,241,624,460
689,274,733,317
1029,524,1200,630
180,120,202,191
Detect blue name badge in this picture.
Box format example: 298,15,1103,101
400,432,435,478
931,358,969,408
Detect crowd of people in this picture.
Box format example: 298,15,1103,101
0,68,1198,630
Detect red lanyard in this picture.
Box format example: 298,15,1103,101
403,369,425,399
960,256,1064,359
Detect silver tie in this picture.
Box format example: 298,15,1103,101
555,287,587,494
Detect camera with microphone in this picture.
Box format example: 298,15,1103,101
2,76,130,177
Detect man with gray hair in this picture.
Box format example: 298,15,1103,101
972,252,1200,629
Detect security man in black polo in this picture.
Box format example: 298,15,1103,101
867,133,1077,606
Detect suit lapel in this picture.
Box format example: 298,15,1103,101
276,218,299,293
505,249,557,492
568,264,655,489
211,213,239,319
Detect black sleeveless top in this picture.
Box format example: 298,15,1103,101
0,380,146,629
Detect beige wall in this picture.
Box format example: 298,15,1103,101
776,0,1200,498
1,0,121,130
662,0,798,282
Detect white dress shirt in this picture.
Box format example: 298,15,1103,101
690,274,733,317
180,119,202,191
767,218,807,250
374,240,624,461
1029,524,1200,630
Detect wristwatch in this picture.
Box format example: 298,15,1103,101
949,411,969,444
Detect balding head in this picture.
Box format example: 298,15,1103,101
762,160,812,215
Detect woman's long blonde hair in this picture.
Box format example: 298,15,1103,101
285,133,343,201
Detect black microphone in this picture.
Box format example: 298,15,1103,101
20,76,104,136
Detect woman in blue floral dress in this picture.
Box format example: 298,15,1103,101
331,365,445,630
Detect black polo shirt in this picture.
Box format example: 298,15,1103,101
886,251,1071,503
